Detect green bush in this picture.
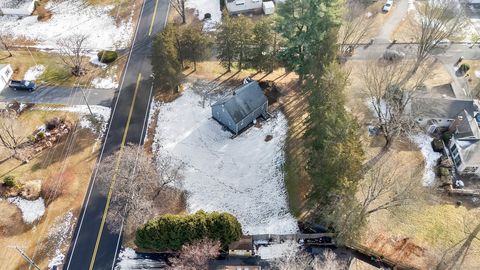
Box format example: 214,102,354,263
431,138,444,152
440,167,450,177
37,131,45,140
97,50,118,64
459,63,470,74
3,175,17,187
135,210,242,251
442,132,453,143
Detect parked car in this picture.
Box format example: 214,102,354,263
9,80,36,91
383,49,405,61
383,0,393,12
433,39,451,48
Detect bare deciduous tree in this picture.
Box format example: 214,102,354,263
56,34,89,76
411,0,465,73
274,250,347,270
169,238,220,270
97,144,183,233
0,34,13,58
171,0,187,24
0,115,27,161
338,1,374,57
361,60,428,149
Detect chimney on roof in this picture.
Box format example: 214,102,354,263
449,115,464,133
233,91,236,96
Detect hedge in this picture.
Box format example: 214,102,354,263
135,210,242,251
97,50,118,64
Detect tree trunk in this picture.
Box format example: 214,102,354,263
181,1,186,24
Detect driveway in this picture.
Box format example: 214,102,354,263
376,0,410,42
0,85,115,107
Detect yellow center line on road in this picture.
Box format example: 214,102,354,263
149,0,160,36
89,73,143,270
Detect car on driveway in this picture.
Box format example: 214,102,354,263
433,39,451,49
383,49,405,61
9,80,37,91
383,0,393,12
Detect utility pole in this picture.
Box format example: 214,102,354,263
79,85,94,117
10,246,41,270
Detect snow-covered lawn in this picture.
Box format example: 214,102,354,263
24,65,45,81
153,88,298,234
410,134,442,186
187,0,221,23
256,241,299,260
7,197,45,224
47,211,75,268
0,0,134,50
92,75,119,89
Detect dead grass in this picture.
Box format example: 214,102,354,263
0,107,101,269
346,59,480,269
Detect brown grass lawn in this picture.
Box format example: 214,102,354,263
345,60,480,269
0,49,117,87
0,107,101,269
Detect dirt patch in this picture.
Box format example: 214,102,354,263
0,201,28,235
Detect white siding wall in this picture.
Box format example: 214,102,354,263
226,0,263,13
0,65,13,92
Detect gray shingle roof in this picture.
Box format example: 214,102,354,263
455,110,480,139
213,81,267,124
457,140,480,166
411,97,477,119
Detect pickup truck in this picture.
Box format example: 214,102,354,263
9,80,37,92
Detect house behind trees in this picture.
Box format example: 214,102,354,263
212,81,268,135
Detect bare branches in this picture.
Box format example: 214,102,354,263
274,249,347,270
338,2,374,56
412,0,465,72
56,34,89,76
361,60,428,148
97,144,183,233
0,34,14,58
170,0,187,24
168,238,220,270
0,114,27,159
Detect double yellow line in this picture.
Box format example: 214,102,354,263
89,73,142,270
149,0,160,36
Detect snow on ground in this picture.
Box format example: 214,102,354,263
410,134,442,186
89,53,108,68
187,0,221,23
24,65,45,81
153,88,298,234
256,240,300,260
47,211,75,268
37,105,111,135
92,75,119,89
0,0,134,50
476,70,480,78
7,197,45,224
115,248,166,270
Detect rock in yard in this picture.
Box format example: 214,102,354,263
20,180,42,200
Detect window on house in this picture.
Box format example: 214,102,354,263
236,0,245,5
447,119,454,122
5,69,11,77
454,156,462,167
451,144,457,152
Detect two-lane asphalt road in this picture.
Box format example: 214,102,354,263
64,1,169,269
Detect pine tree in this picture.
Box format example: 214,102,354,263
216,11,238,72
177,22,211,70
152,24,183,93
248,17,276,72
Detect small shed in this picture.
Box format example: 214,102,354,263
212,81,268,135
263,1,275,15
0,64,13,92
228,236,254,257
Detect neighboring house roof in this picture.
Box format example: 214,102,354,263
213,82,267,124
411,97,477,120
229,236,253,251
0,0,34,9
455,110,480,139
456,140,480,166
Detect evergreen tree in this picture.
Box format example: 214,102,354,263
135,211,242,251
177,23,211,70
152,24,183,93
276,0,342,80
248,17,277,72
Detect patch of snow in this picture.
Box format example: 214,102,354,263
187,0,221,23
256,241,300,260
115,248,166,270
24,65,45,81
475,70,480,78
153,88,298,234
409,134,442,186
0,0,134,50
47,211,75,268
7,197,45,224
92,76,118,89
37,105,111,136
89,53,108,68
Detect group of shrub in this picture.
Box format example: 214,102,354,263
97,50,118,64
2,175,17,188
135,211,242,251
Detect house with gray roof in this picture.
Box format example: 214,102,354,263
212,81,268,135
